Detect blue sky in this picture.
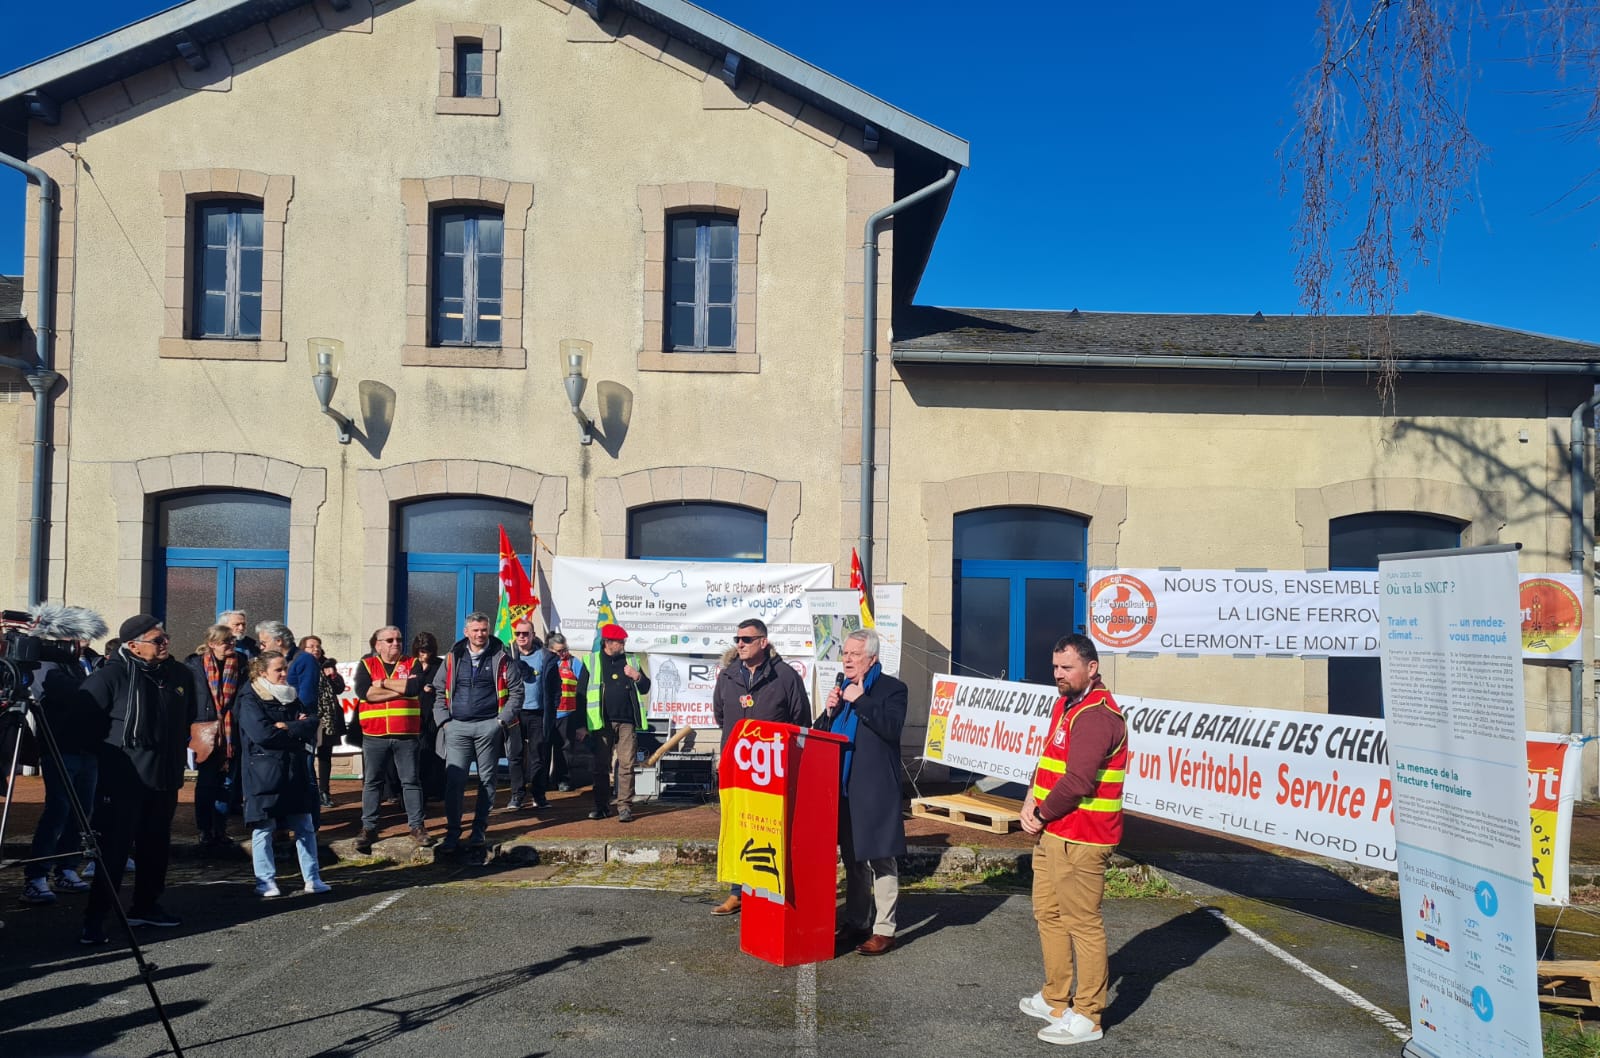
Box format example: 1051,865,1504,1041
3,1,1598,342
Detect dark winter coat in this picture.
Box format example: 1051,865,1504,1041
816,670,908,863
236,682,318,825
712,646,812,747
78,648,196,791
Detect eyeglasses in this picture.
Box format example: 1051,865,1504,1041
514,631,533,637
732,635,764,644
139,634,170,646
377,637,400,642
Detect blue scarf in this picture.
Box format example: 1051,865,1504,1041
835,662,881,795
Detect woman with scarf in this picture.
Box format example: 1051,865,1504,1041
299,635,347,808
186,624,243,850
236,651,330,897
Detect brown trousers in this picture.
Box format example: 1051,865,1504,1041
1031,834,1115,1026
589,721,637,808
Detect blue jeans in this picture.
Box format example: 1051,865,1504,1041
251,814,322,888
27,751,98,881
444,718,503,843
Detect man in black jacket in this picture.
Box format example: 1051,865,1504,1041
80,615,197,944
709,618,811,915
433,612,524,852
818,628,907,956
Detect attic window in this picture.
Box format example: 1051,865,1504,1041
436,23,500,116
455,42,484,98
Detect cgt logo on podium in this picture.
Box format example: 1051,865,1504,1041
733,727,789,787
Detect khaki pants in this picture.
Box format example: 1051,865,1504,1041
590,721,637,808
1032,835,1114,1026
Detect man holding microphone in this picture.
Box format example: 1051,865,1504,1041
817,628,907,956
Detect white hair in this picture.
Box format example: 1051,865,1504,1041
845,628,880,658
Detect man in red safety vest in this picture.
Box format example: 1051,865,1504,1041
1019,633,1128,1047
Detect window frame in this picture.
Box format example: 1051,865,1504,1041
454,41,484,98
665,213,738,353
151,489,291,652
430,208,505,348
191,200,266,341
627,501,767,562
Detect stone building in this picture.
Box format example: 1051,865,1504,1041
1,0,1596,769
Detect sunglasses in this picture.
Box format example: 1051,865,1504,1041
139,634,171,646
732,635,764,644
377,637,400,642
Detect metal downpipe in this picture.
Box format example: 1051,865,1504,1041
0,150,58,607
1569,391,1600,739
859,166,958,592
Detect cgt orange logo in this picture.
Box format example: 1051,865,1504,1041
733,728,788,787
1088,573,1158,649
929,680,956,718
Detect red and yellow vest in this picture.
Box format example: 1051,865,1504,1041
1029,683,1127,847
556,655,580,716
359,656,422,738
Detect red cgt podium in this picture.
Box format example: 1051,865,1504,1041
717,718,848,966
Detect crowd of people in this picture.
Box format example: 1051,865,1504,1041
11,607,653,944
11,607,1127,1046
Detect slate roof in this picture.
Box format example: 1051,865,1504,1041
0,275,22,322
892,306,1600,374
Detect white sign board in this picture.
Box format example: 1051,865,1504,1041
872,583,905,677
551,558,832,656
644,653,719,730
1380,547,1540,1058
1089,566,1585,661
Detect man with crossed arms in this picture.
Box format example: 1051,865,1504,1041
1019,632,1127,1047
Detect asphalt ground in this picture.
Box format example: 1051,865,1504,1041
0,854,1417,1058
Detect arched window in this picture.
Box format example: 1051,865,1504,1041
397,498,530,644
1328,512,1463,717
628,502,765,562
154,491,289,652
953,507,1087,685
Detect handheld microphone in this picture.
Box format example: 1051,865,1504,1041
834,672,848,691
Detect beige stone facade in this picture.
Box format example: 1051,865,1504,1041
3,0,1594,780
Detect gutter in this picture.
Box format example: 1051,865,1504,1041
858,167,959,593
1570,392,1600,754
893,349,1600,375
0,149,59,608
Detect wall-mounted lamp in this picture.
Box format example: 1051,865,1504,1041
309,337,353,445
561,338,594,446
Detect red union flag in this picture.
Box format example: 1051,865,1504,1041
494,525,538,647
849,547,875,628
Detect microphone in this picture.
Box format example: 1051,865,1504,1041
834,672,848,691
28,603,109,641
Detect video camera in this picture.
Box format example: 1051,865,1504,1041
0,604,108,707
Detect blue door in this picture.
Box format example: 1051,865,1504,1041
952,508,1088,685
395,497,531,645
153,491,289,653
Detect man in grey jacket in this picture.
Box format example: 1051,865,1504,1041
433,612,523,853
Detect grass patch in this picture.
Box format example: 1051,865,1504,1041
1544,1019,1600,1058
1106,866,1176,899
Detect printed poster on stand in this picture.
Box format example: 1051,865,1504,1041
871,583,905,677
1380,545,1539,1058
807,589,863,712
645,653,719,730
1087,567,1584,661
551,558,832,656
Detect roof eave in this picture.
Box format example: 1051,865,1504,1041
891,347,1600,376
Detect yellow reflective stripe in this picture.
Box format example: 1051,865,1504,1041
1078,797,1123,812
1096,768,1126,782
1035,758,1065,774
1030,784,1051,802
362,706,419,718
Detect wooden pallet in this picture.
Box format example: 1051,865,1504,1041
1539,960,1600,1007
911,792,1022,835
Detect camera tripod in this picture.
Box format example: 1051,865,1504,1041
0,663,186,1057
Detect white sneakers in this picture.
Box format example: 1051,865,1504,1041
256,881,282,899
56,868,90,892
1020,993,1101,1045
1018,991,1060,1023
21,877,56,904
304,879,332,895
1037,1012,1103,1046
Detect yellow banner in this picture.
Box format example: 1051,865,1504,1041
716,785,788,899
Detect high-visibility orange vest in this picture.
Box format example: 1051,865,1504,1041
556,655,580,715
359,655,422,738
1029,683,1127,847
